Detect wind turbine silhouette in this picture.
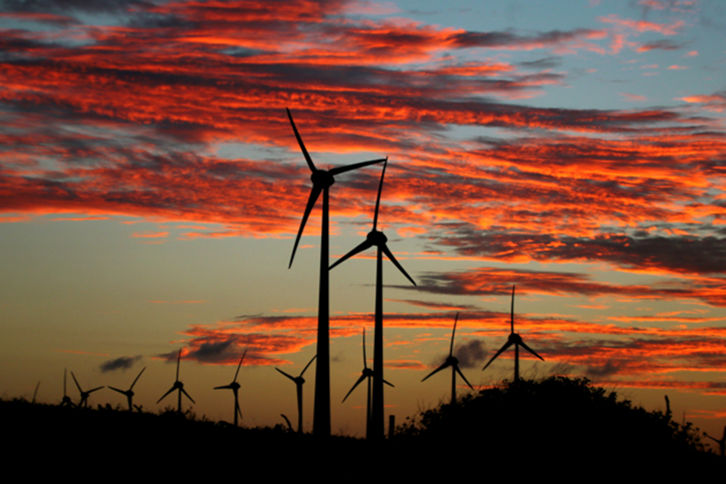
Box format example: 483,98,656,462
108,367,146,411
214,351,246,427
421,313,474,404
330,159,415,439
705,425,726,456
286,107,386,437
482,285,544,382
70,371,104,408
342,329,394,439
60,369,73,407
275,354,316,434
157,349,195,412
32,380,40,403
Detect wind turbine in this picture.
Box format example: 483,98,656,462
108,367,146,411
60,369,73,407
421,313,474,404
157,349,195,412
705,425,726,457
286,107,386,437
330,159,415,439
214,351,246,427
342,329,394,439
275,354,316,434
70,371,104,408
32,380,40,403
482,285,544,382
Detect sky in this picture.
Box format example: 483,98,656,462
2,0,726,444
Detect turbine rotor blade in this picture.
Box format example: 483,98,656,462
108,386,126,395
482,340,514,371
381,244,415,286
455,365,475,391
157,386,175,404
71,372,82,393
181,388,195,404
328,158,386,176
234,350,247,382
176,349,181,381
289,184,322,269
519,340,545,361
130,367,146,390
510,285,515,334
88,386,104,394
449,313,459,357
383,379,394,388
275,368,296,382
421,361,451,382
329,239,374,271
286,108,317,173
362,329,368,369
300,354,317,377
214,384,233,390
342,374,367,403
372,158,388,231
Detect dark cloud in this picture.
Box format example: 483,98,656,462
99,355,142,373
186,339,236,363
451,29,600,49
454,340,487,369
0,0,150,14
519,56,563,69
431,227,726,276
637,39,683,51
585,360,622,378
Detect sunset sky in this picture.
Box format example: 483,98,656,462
2,0,726,443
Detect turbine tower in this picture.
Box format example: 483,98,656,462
157,349,195,412
71,371,104,408
286,107,385,437
109,367,146,411
275,354,316,434
421,313,474,404
342,329,394,439
214,351,247,427
330,159,415,439
482,285,544,382
60,369,73,407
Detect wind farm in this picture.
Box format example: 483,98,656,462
2,0,726,461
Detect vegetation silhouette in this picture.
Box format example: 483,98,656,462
398,376,716,468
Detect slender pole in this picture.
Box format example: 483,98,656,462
366,374,372,439
514,343,520,382
371,247,384,440
296,383,304,433
451,366,456,404
313,188,331,437
177,389,182,413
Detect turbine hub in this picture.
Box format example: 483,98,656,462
230,382,240,390
366,230,387,246
510,333,522,344
174,381,184,389
311,170,335,189
446,356,458,366
295,377,305,385
362,368,374,377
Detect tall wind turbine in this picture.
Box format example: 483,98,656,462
342,329,394,439
330,159,415,439
214,351,246,427
275,354,316,434
421,313,474,404
157,349,195,412
482,285,544,382
109,367,146,411
286,107,385,437
70,371,104,408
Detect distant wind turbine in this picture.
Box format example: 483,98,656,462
482,285,544,382
421,313,474,404
214,350,247,427
109,367,146,411
157,349,195,412
275,354,316,433
32,380,40,404
705,425,726,456
286,107,386,437
71,371,104,408
342,329,394,439
60,369,73,407
330,159,415,439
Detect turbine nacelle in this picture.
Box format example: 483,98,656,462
311,170,335,188
366,229,387,246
